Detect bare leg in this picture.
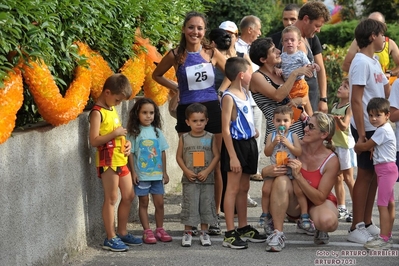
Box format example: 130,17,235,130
138,195,150,230
116,173,135,236
342,168,354,202
351,167,376,230
224,170,242,231
152,194,165,228
236,173,250,228
269,175,297,231
334,173,345,206
214,133,223,215
293,179,308,214
261,179,273,214
101,168,120,239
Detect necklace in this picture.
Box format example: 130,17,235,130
186,45,202,53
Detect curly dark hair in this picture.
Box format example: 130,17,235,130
127,98,162,138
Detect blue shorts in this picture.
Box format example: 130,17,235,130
134,180,164,196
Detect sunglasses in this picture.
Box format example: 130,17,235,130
307,122,317,131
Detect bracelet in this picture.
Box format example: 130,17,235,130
319,97,328,103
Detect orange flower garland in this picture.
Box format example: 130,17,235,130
0,35,176,144
0,67,24,144
119,50,146,100
76,42,114,100
143,58,169,106
22,59,91,126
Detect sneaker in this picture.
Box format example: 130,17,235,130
263,213,274,236
338,207,349,219
298,213,311,229
143,229,157,244
296,216,315,235
209,224,221,235
117,233,143,246
155,227,172,242
364,236,392,250
247,196,258,207
103,237,128,252
181,232,192,247
366,223,380,237
192,226,199,236
265,230,286,252
250,173,263,181
237,225,267,243
347,222,373,244
222,229,248,249
258,213,266,228
314,230,329,245
200,232,212,246
345,212,353,223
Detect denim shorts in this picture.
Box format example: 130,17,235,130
134,180,164,196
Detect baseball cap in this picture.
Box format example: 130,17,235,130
219,21,238,34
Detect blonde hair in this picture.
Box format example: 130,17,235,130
313,112,335,151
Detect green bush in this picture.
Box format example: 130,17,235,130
204,0,280,37
319,20,399,48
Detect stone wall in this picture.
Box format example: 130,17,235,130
0,99,181,265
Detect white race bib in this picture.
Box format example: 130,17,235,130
185,63,215,90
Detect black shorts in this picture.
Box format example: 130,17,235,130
175,100,221,134
221,137,258,175
351,124,374,170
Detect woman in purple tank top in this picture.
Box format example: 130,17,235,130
153,11,227,233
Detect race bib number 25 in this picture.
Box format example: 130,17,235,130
186,63,215,91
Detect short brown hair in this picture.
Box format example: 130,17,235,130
298,1,331,22
102,74,132,99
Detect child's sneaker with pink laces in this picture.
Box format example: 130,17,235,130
143,229,157,244
155,227,172,242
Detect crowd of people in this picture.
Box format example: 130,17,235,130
88,1,398,254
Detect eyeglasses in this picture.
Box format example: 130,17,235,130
227,31,238,38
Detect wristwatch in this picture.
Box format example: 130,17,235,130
319,97,328,103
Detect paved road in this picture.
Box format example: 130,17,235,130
67,164,399,266
67,118,399,265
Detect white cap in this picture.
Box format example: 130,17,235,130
219,21,238,34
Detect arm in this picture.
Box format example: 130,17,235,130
313,53,328,113
162,151,169,184
354,138,376,152
128,153,139,185
342,39,358,72
197,135,221,182
384,82,391,99
389,39,399,76
283,133,301,157
221,95,241,172
89,110,126,147
288,156,339,206
264,133,276,157
351,85,366,142
176,136,197,182
390,106,399,122
152,50,179,93
334,105,352,131
249,65,313,102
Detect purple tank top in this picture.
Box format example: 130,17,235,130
176,50,218,104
